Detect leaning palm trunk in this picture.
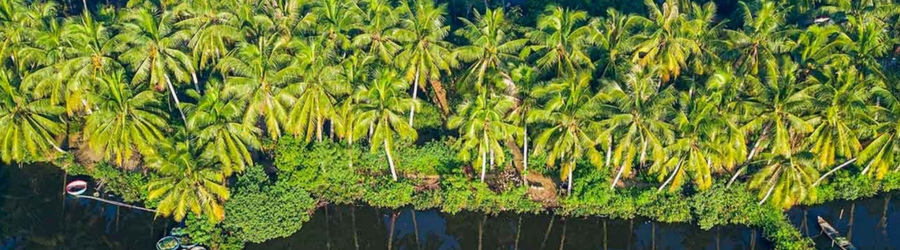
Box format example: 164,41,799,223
813,158,857,186
758,171,780,205
658,159,684,192
408,68,420,126
730,124,771,187
611,164,625,189
164,75,187,124
385,140,398,181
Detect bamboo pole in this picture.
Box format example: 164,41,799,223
68,194,156,213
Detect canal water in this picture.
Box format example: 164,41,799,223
0,164,895,249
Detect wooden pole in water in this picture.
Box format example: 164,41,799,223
558,219,566,250
540,215,554,249
68,194,156,213
387,211,398,250
351,206,359,250
879,194,891,229
412,210,420,250
514,215,522,250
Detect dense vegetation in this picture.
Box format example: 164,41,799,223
3,0,900,248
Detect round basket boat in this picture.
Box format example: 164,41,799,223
65,180,88,196
155,236,180,250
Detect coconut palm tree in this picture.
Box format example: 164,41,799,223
184,81,261,176
311,0,362,50
286,38,351,142
396,0,456,123
82,71,167,167
0,69,65,164
594,9,639,79
653,93,745,192
18,3,71,110
146,138,230,222
749,152,820,208
528,71,603,194
806,68,872,170
599,66,676,189
524,6,598,76
447,90,520,182
353,70,418,181
630,0,700,83
218,36,296,139
741,60,814,165
857,81,900,179
353,0,402,63
791,25,852,81
845,13,892,79
116,8,196,124
58,12,121,114
175,0,244,72
455,8,527,92
722,1,794,76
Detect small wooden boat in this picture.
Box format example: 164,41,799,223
65,180,88,196
817,216,856,250
155,236,180,250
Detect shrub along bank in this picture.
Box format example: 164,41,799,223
59,137,900,250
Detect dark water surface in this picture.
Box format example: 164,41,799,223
0,164,894,249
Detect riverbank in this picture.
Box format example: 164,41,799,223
50,137,900,249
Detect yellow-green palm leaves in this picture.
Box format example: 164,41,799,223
185,82,260,176
448,92,520,182
455,8,527,92
749,153,819,209
83,72,167,167
631,0,701,82
218,37,296,139
353,70,418,181
147,140,230,222
599,66,675,189
529,72,603,193
0,69,65,164
525,6,598,76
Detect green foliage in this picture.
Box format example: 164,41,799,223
223,166,317,243
363,178,416,209
64,162,150,203
184,214,245,250
635,191,692,223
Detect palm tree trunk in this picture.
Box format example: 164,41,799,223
481,147,487,182
567,160,574,194
164,75,187,124
489,147,495,172
409,68,420,126
658,159,684,192
317,116,323,142
861,161,874,175
611,164,625,189
726,166,745,188
523,124,529,185
605,136,612,167
758,174,779,205
385,140,398,181
191,71,200,92
813,158,857,186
